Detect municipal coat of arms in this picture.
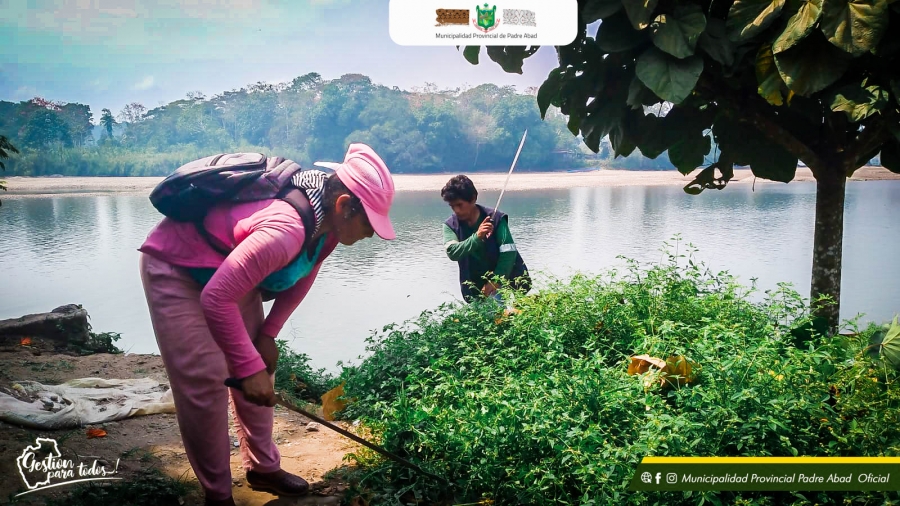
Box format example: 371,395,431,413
474,4,499,32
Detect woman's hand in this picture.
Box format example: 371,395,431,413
254,335,279,375
241,369,276,407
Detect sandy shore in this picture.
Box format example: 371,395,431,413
4,166,898,197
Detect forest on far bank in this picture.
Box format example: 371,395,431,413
0,73,682,177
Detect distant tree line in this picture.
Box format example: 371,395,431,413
0,73,678,177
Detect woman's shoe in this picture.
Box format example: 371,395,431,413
245,469,309,496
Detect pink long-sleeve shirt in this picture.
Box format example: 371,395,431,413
139,199,338,379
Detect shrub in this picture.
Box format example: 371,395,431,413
274,339,339,403
336,242,900,505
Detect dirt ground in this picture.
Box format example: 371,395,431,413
0,346,360,506
5,166,898,197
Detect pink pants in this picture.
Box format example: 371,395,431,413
139,253,280,500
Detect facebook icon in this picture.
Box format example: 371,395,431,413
655,472,661,484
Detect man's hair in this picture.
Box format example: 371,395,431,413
441,175,478,202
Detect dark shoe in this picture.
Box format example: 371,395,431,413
245,469,309,496
204,496,236,506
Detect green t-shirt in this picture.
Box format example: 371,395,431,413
442,208,518,291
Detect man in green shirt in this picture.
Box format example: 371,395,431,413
441,175,531,303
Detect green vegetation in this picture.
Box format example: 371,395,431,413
75,331,123,356
274,338,340,403
0,134,19,206
332,242,900,505
0,75,677,178
463,0,900,332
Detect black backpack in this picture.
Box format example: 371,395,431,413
149,153,316,256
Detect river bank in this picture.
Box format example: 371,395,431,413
5,166,899,197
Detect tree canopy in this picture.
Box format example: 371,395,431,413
464,0,898,187
462,0,900,329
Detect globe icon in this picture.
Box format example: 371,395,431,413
641,472,652,483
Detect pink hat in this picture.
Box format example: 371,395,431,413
313,143,396,240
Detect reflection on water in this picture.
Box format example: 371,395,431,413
1,181,898,371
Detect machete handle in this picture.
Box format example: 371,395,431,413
223,377,450,486
224,377,243,390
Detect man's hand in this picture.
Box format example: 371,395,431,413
482,280,499,297
476,217,493,241
254,334,279,375
241,369,276,407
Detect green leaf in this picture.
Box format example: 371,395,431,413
892,80,900,106
748,150,798,182
463,46,481,65
820,0,888,56
582,0,624,23
683,182,704,194
698,19,736,66
829,82,889,121
637,105,715,157
558,71,602,122
567,114,582,136
627,75,660,109
580,100,627,142
774,30,851,96
756,45,786,105
874,316,900,368
881,138,900,173
773,0,824,53
669,133,712,173
597,11,649,53
610,122,638,157
579,66,633,153
538,69,567,119
714,115,798,182
651,5,708,59
635,114,669,157
727,0,787,42
623,0,659,30
636,47,704,104
486,46,539,74
583,131,602,152
683,161,734,194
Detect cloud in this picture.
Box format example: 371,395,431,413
133,76,154,90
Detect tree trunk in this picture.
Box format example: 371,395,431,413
810,167,846,332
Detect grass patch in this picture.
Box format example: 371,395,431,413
335,241,900,505
25,360,75,373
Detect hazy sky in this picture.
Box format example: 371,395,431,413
1,0,559,118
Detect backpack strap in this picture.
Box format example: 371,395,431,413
277,187,317,259
194,186,318,259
